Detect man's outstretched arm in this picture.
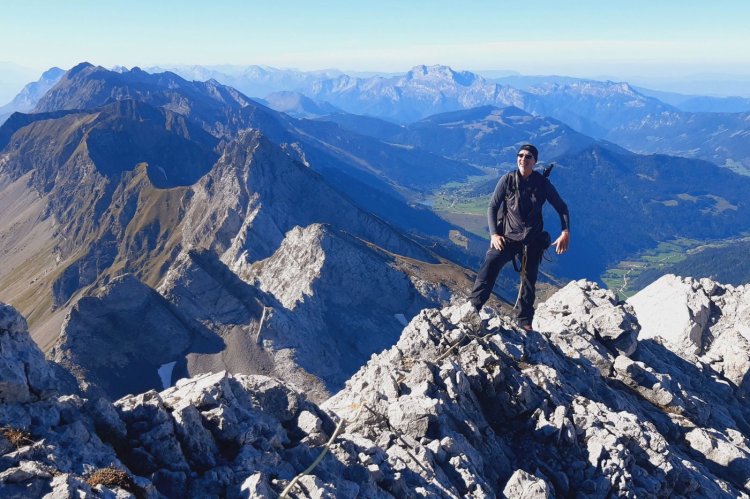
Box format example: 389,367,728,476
546,180,570,254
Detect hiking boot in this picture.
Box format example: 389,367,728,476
460,304,484,331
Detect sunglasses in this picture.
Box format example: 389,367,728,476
517,153,534,160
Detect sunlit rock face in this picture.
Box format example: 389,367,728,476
628,274,750,392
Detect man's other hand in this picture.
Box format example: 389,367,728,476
553,230,569,254
490,234,505,251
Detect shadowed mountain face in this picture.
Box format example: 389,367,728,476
51,274,225,399
85,100,219,187
0,99,219,299
34,62,264,137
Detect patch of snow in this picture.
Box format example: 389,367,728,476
394,313,408,326
158,361,177,389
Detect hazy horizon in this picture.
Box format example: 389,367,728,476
2,0,749,101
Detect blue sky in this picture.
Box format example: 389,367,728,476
1,1,749,83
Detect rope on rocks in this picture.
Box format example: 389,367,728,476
279,403,364,498
434,324,491,363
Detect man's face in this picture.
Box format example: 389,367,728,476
517,150,536,173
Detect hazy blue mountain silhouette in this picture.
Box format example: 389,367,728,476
323,106,596,167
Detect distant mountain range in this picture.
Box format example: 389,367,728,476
0,67,64,124
296,66,750,171
145,64,347,100
606,110,750,174
0,62,42,104
158,64,750,172
258,90,342,118
635,86,750,113
4,63,750,171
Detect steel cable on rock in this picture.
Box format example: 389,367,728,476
279,314,495,497
279,403,364,498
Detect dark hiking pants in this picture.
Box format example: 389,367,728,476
468,240,544,327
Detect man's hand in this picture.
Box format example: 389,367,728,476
490,234,505,251
553,230,569,254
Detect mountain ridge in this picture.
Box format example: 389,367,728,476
2,273,750,496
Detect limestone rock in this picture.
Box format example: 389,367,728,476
0,302,154,498
502,469,553,498
627,275,712,356
323,285,749,497
629,275,750,396
111,371,392,497
533,280,639,375
5,275,750,498
0,303,58,403
245,223,446,392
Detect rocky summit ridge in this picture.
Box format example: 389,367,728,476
2,274,750,498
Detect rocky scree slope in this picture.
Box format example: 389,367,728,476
3,274,750,497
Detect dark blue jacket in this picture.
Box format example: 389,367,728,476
487,169,570,243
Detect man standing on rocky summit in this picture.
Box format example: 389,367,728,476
466,144,570,331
